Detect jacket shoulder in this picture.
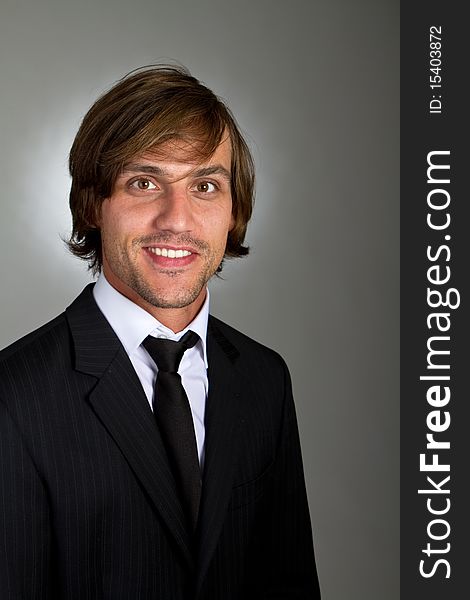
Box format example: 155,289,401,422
0,284,98,374
208,314,288,373
0,313,73,401
0,313,68,364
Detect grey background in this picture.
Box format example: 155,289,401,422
0,1,399,598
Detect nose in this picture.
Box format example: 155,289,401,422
153,186,195,234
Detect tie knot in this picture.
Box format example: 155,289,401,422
142,330,199,373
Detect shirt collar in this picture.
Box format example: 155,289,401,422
93,273,209,368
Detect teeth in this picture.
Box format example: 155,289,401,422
148,247,192,258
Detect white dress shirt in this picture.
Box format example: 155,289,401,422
93,274,209,466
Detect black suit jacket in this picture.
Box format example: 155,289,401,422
0,285,320,599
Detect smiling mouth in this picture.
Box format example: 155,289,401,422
146,247,193,259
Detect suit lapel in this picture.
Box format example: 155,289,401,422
196,317,242,592
66,285,194,571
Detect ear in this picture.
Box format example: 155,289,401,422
229,213,235,231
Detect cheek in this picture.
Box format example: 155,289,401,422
215,201,234,233
101,204,137,242
205,214,233,248
99,201,117,236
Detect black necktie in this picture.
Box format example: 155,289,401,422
142,330,201,533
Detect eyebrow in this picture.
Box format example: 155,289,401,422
122,163,232,183
192,166,231,183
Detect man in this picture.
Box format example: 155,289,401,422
0,66,320,598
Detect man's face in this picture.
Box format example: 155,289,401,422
99,135,234,318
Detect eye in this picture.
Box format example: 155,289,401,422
195,181,217,193
130,178,157,191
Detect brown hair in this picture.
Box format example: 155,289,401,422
67,65,255,273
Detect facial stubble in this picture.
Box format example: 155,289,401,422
104,233,222,309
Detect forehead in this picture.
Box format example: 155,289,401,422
133,134,232,169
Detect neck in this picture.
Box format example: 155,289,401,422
101,270,206,333
147,296,206,333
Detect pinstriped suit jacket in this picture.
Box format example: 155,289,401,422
0,285,320,599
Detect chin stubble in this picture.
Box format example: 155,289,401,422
129,266,212,309
109,233,219,309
